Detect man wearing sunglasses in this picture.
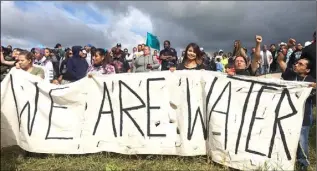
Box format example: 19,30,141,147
277,47,315,171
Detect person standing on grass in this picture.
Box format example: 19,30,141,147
277,46,315,171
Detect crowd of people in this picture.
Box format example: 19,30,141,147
0,32,316,171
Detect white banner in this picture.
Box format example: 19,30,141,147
1,68,312,170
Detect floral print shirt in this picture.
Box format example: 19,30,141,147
87,64,116,75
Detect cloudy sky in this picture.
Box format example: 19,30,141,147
1,1,316,53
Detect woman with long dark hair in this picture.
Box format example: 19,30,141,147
87,48,115,75
172,43,210,70
232,40,247,58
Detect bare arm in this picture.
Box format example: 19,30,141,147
276,52,287,73
240,48,247,58
250,35,262,73
1,53,15,66
151,57,160,69
160,54,170,60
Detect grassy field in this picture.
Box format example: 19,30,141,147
1,110,316,171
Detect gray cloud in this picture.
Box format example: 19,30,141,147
90,1,316,52
1,1,316,54
1,2,111,48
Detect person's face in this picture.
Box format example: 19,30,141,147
18,55,32,70
141,45,145,50
280,46,287,55
93,52,104,65
263,45,267,51
80,50,87,58
124,49,128,54
12,50,19,58
44,49,50,57
294,59,310,75
234,56,247,70
144,47,150,55
34,51,41,60
270,45,276,51
296,44,303,50
154,50,157,56
133,47,137,53
251,48,256,53
186,46,196,60
164,42,170,49
68,50,73,57
117,46,121,51
137,45,142,51
7,45,12,51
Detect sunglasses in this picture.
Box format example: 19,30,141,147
295,62,305,66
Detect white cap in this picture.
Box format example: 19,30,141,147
279,42,287,46
219,49,223,53
200,47,204,51
304,41,312,47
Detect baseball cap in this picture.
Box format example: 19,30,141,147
86,44,92,47
54,43,61,48
219,49,223,53
279,42,287,46
304,41,312,47
116,43,121,47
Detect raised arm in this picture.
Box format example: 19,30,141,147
276,52,287,73
250,35,262,73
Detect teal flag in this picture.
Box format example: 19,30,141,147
146,32,160,50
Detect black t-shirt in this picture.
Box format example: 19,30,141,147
176,63,210,70
160,48,177,70
300,42,316,79
235,66,258,76
282,68,315,126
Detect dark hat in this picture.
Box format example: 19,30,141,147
55,43,61,48
116,43,121,47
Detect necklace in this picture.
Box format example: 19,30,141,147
296,75,307,82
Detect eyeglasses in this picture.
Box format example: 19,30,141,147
295,62,305,66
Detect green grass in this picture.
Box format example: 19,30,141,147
1,109,316,171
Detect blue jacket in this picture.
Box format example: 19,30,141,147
64,46,88,81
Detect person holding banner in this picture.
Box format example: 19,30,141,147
172,43,210,71
16,50,45,79
87,48,115,76
277,46,315,171
227,35,262,76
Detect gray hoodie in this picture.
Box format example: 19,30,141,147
134,55,160,73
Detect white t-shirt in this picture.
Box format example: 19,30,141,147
86,52,92,66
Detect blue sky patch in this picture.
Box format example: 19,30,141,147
57,3,108,25
14,1,41,11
